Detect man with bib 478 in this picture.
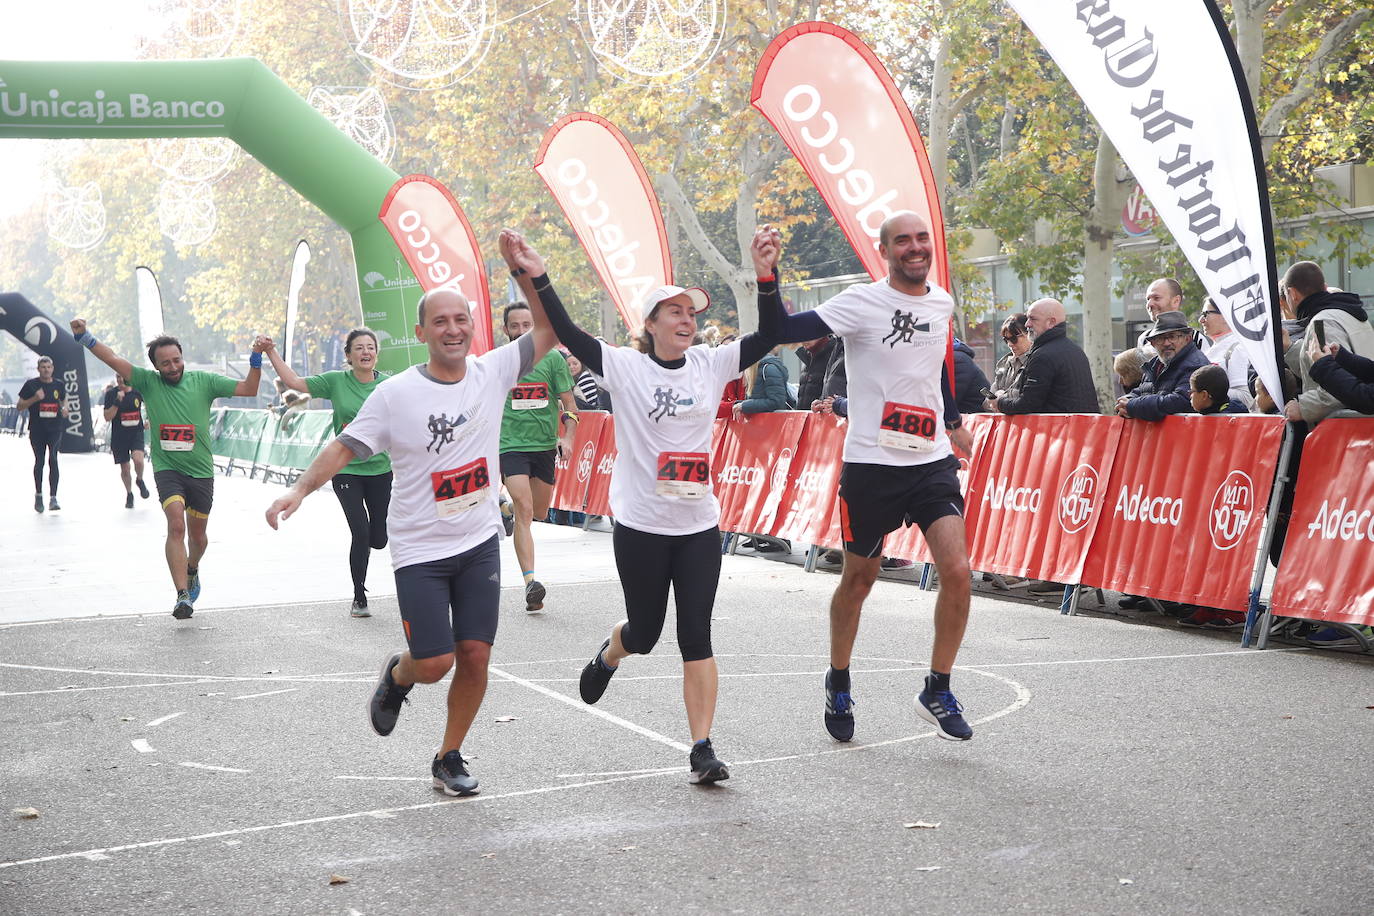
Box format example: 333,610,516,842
754,212,977,744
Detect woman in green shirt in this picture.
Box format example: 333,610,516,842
263,329,392,617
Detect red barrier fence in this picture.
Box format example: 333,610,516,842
544,409,1363,625
1271,418,1374,627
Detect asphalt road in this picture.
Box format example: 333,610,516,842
1,437,1371,915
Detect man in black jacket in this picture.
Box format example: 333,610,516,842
795,336,835,409
986,298,1099,414
953,338,991,414
1116,310,1211,421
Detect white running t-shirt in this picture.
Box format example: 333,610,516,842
598,340,743,536
340,337,531,570
816,279,954,467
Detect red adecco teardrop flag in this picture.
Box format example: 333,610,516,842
534,113,673,332
378,174,493,356
751,21,949,288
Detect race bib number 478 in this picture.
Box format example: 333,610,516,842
159,424,196,451
877,402,937,452
431,457,491,518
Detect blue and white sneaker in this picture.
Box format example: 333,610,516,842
1306,625,1370,648
915,678,973,741
186,568,201,604
432,750,479,796
824,669,855,742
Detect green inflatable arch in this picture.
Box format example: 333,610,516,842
0,58,426,374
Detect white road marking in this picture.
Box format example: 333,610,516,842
130,739,155,754
963,647,1311,669
554,766,682,778
145,712,184,728
232,688,298,701
179,762,250,774
0,680,225,697
334,776,428,782
488,664,692,753
0,669,1034,873
529,666,920,684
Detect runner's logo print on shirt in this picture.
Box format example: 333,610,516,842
425,411,467,454
648,386,695,423
881,309,931,348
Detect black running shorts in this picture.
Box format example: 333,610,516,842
393,535,501,659
111,433,145,464
838,457,964,558
155,469,214,517
499,449,556,486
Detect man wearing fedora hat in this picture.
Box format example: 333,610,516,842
1116,310,1211,421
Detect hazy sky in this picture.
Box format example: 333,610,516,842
0,0,147,217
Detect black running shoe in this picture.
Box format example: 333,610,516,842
34,493,43,513
915,679,973,741
579,639,616,704
48,497,59,511
688,739,730,785
350,597,371,618
137,478,150,499
367,652,411,737
432,750,479,796
172,591,194,620
824,669,855,742
525,579,546,612
125,492,135,509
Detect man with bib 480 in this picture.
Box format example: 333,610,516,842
754,212,978,745
497,300,577,613
71,318,266,619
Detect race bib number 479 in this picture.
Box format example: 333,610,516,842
656,452,710,499
877,402,937,452
510,383,549,410
431,457,491,518
159,424,196,451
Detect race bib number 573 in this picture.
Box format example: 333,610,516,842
431,457,491,518
877,402,937,452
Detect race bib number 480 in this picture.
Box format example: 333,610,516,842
159,424,196,451
656,452,710,499
431,457,491,518
510,383,549,410
877,402,937,452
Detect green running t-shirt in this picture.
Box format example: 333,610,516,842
306,370,391,475
129,367,238,478
499,349,574,453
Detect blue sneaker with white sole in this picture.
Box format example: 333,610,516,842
824,669,855,742
916,678,973,741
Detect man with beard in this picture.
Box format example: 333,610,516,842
17,356,68,512
753,212,978,744
71,319,265,619
1116,311,1211,421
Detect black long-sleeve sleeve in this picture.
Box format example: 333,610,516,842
940,361,959,427
756,278,832,347
1310,347,1374,415
530,274,602,376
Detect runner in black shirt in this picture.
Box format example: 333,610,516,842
17,356,68,512
103,377,151,508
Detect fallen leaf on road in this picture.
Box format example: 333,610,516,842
912,866,941,872
494,716,517,723
119,716,133,722
1281,715,1293,719
328,874,350,885
13,808,39,819
263,669,279,674
1119,879,1134,886
619,846,638,852
903,821,940,829
480,853,496,859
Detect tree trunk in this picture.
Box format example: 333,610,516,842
1082,129,1128,413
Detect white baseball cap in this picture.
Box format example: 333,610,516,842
641,284,710,322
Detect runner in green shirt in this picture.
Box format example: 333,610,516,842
496,301,576,612
70,317,265,620
262,328,392,618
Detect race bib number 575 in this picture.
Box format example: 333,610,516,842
431,457,490,518
877,402,937,452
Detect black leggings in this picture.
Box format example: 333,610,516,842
613,523,722,662
332,472,392,596
30,430,61,495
